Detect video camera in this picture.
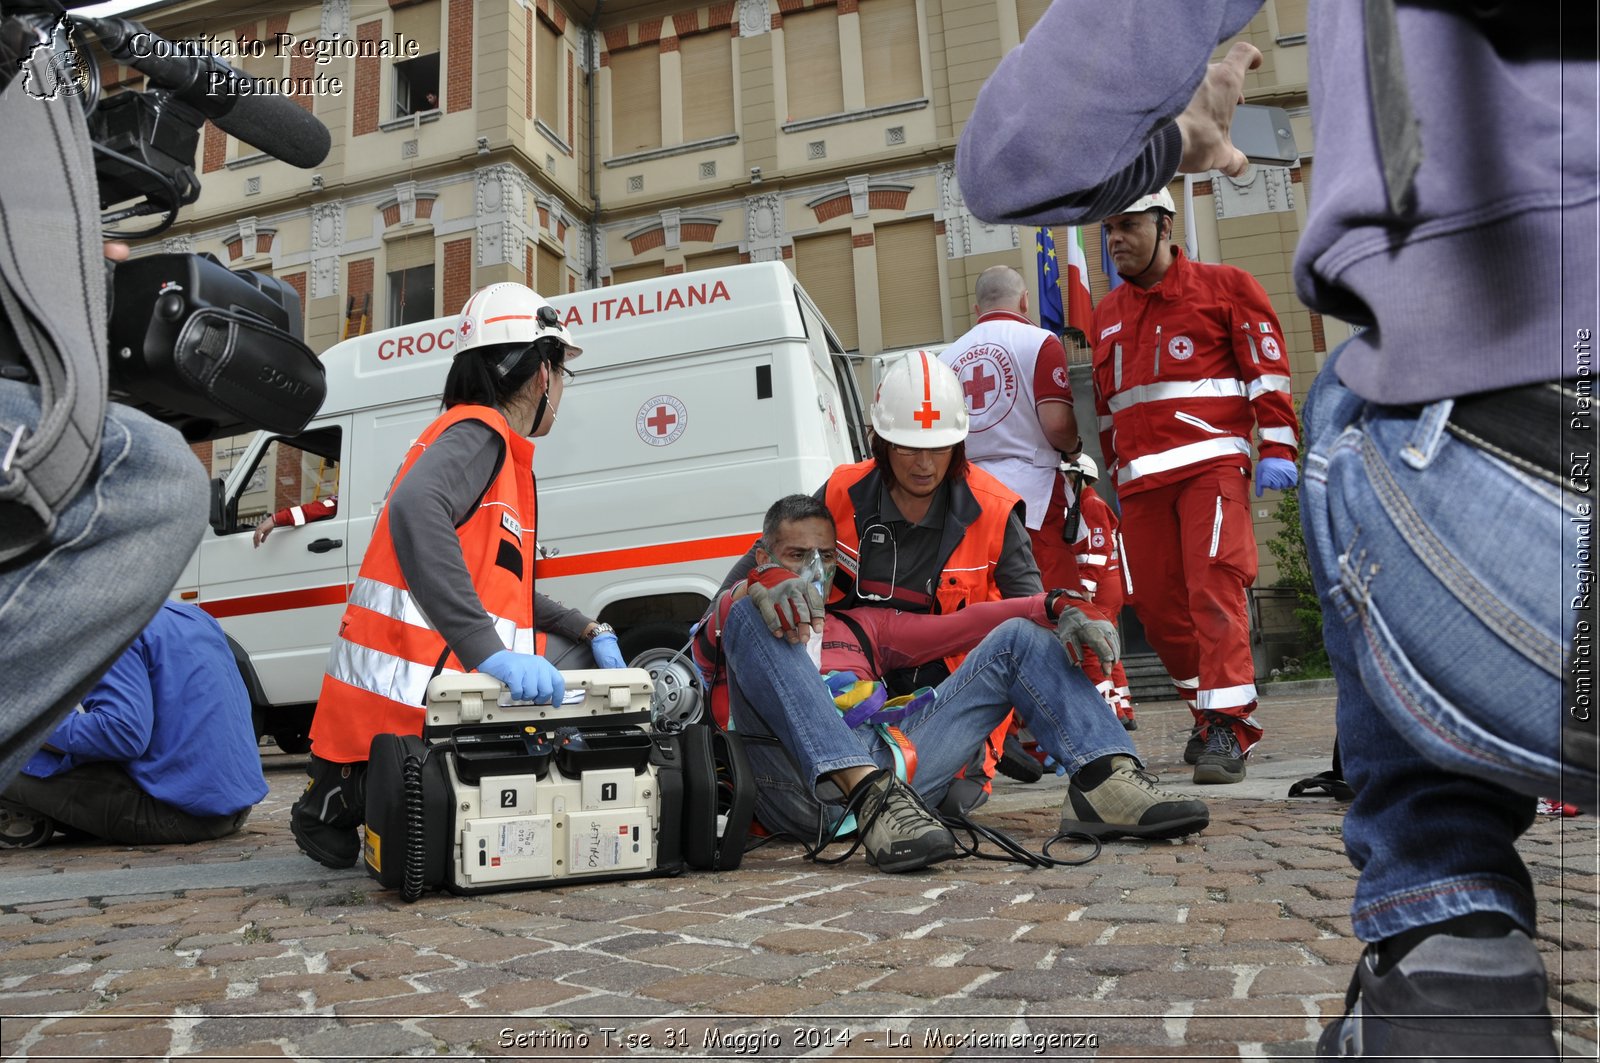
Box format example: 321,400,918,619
0,2,330,441
364,672,756,901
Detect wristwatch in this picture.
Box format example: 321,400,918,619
587,622,615,640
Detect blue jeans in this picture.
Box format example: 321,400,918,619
721,600,1135,841
1299,349,1595,942
0,383,208,788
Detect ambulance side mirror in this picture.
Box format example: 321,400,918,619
208,478,228,535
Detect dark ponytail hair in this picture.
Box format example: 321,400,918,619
442,339,565,409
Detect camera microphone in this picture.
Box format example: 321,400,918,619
85,16,331,169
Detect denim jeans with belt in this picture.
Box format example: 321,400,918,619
1299,347,1595,942
722,599,1134,842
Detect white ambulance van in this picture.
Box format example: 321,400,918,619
171,263,868,751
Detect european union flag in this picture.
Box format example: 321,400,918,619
1035,228,1065,335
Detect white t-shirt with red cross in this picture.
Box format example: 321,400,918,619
941,310,1074,530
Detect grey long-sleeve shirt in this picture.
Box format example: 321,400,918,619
386,417,592,670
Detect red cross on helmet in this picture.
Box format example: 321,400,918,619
1116,188,1176,217
870,349,968,448
454,282,582,359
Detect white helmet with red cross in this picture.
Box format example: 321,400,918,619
1070,454,1099,483
1115,187,1176,217
870,349,968,448
454,282,582,358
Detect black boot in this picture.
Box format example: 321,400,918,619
290,756,367,869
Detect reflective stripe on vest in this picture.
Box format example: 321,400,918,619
310,404,538,763
1248,375,1292,400
1116,437,1252,486
1106,377,1248,414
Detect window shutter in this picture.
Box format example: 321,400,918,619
685,249,741,273
394,0,442,55
610,46,662,153
537,245,565,295
681,32,735,141
783,9,843,121
794,232,858,351
386,232,435,271
536,16,561,128
1015,0,1050,39
860,0,921,107
611,261,665,285
1275,0,1308,37
874,220,942,349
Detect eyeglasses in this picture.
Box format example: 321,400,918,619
887,444,955,458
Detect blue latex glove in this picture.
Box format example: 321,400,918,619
1040,754,1068,777
589,631,626,669
1255,456,1298,497
477,650,564,704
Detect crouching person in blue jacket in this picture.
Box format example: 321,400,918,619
1,602,268,848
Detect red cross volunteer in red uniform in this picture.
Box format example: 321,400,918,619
1092,189,1300,784
940,265,1084,595
1067,455,1136,729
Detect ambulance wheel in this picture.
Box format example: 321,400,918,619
619,622,692,667
621,624,703,728
266,706,315,755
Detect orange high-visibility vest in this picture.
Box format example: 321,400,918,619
825,459,1020,662
825,460,1023,788
310,405,539,763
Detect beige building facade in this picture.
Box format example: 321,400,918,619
123,0,1343,586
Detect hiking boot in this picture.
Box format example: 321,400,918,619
0,803,53,848
1060,756,1209,840
1193,713,1246,784
996,732,1044,784
1183,721,1207,765
1117,706,1139,731
290,756,367,869
859,770,957,873
1316,930,1558,1060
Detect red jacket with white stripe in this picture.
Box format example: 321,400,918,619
1090,249,1299,497
1071,488,1122,606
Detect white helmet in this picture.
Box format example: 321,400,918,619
1071,454,1099,483
870,350,968,448
1115,188,1176,216
454,282,582,358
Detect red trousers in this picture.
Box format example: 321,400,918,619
1029,475,1085,597
1119,466,1263,749
1076,562,1131,717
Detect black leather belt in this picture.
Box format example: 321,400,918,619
1445,381,1587,489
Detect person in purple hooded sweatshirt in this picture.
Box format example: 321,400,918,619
957,3,1596,1058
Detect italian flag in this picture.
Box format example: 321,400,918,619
1064,226,1094,335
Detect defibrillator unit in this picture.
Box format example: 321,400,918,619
363,670,752,900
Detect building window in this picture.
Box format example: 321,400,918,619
611,261,666,285
389,265,436,326
610,45,662,153
536,14,562,129
783,8,843,121
395,53,441,116
874,219,942,349
537,245,565,295
794,232,858,351
1015,0,1050,39
681,32,734,141
860,0,921,107
393,0,442,116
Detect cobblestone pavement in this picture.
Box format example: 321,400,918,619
0,689,1594,1061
